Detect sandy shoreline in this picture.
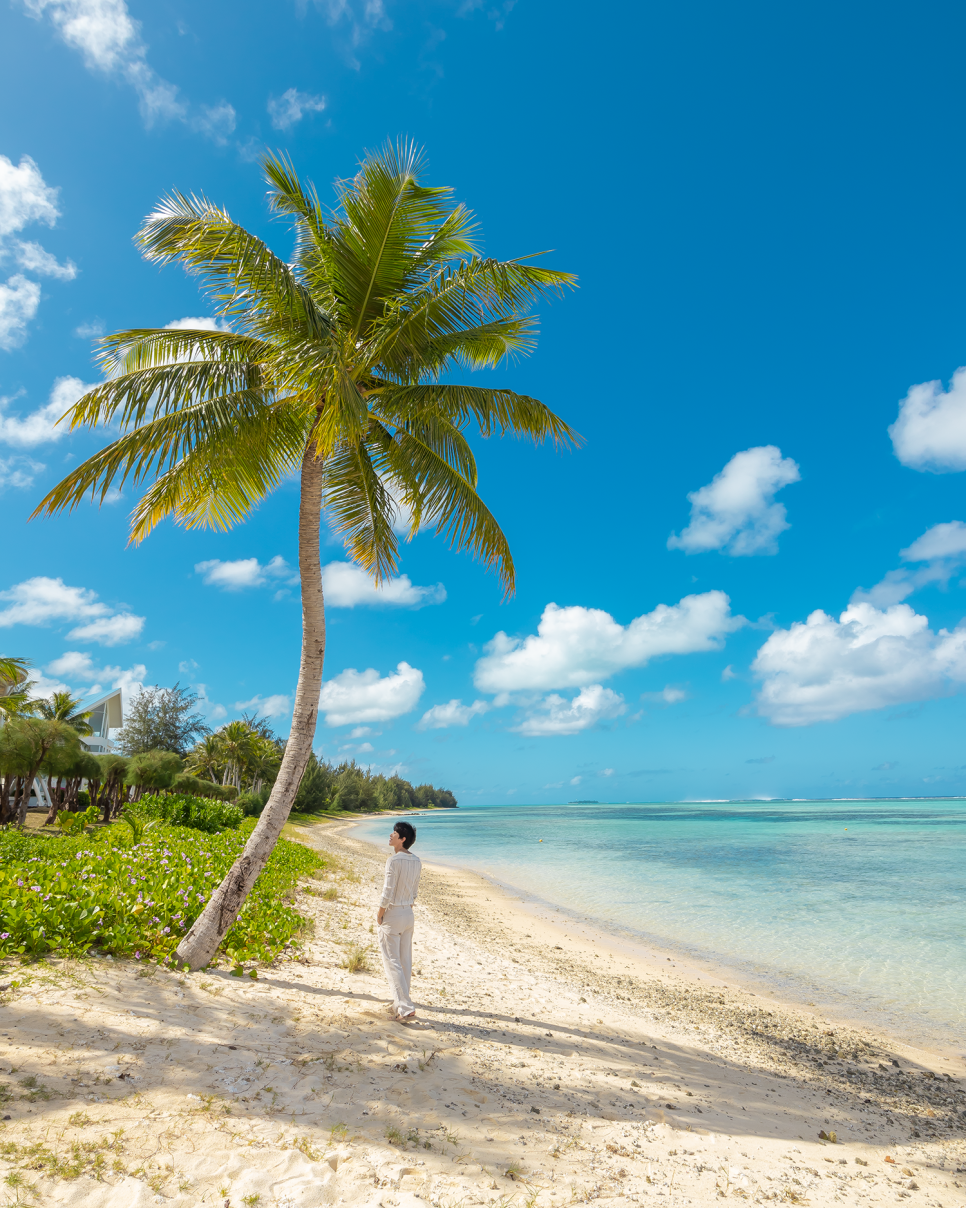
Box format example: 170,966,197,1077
0,816,963,1207
350,813,964,1059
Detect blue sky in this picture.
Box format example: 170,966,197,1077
4,0,966,803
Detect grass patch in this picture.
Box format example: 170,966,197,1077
0,819,322,965
340,944,372,973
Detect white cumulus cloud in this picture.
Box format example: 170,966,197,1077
195,555,295,591
668,446,801,556
323,561,445,608
752,600,966,726
0,376,92,447
67,613,144,645
267,88,327,130
889,367,966,472
417,698,489,729
474,591,743,693
0,575,144,645
513,684,626,737
319,661,425,727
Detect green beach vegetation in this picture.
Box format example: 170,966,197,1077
30,138,575,968
0,815,321,965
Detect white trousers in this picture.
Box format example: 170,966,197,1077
378,904,415,1015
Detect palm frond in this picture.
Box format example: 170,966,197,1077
332,140,477,339
127,407,307,541
32,392,305,524
321,442,399,580
365,255,576,376
136,193,334,343
385,431,515,595
370,382,580,446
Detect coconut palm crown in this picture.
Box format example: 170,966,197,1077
33,141,578,968
32,690,94,735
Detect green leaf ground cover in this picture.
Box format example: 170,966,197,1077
0,819,323,965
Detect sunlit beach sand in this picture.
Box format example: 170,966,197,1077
1,819,963,1207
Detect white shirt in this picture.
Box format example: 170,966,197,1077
379,849,421,908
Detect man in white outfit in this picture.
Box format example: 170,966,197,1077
377,821,421,1021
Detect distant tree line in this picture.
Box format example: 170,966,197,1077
1,670,456,822
293,753,457,813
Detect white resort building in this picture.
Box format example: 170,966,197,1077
80,689,123,755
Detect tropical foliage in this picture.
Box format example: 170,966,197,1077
32,691,94,735
292,753,456,814
184,715,282,794
114,683,209,755
0,818,321,963
129,791,244,833
0,656,37,721
0,718,82,825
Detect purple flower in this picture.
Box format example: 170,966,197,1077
0,933,9,939
16,880,24,887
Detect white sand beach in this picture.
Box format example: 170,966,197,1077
0,818,964,1208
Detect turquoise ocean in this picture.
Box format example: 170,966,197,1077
351,799,966,1049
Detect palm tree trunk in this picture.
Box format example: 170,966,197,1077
175,442,326,970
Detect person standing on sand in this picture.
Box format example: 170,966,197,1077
377,821,421,1021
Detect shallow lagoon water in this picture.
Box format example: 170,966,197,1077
352,799,966,1048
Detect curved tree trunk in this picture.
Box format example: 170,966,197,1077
175,442,326,970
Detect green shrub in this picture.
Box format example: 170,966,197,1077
0,818,322,964
129,793,243,833
172,774,237,802
236,790,268,817
75,790,90,810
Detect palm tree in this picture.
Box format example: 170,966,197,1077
0,658,35,722
33,141,577,968
213,720,254,790
32,690,94,735
185,734,224,783
0,656,30,686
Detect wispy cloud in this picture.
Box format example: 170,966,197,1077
267,88,326,130
0,155,75,349
21,0,235,139
853,520,966,607
417,698,489,729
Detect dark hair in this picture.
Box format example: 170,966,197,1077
393,821,416,849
